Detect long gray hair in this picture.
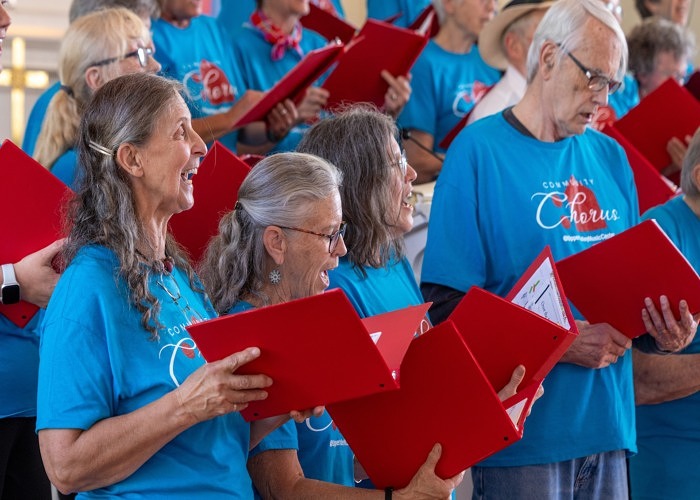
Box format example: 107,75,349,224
297,104,404,277
682,130,700,198
200,152,342,314
63,72,199,339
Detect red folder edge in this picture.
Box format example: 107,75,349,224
300,3,356,44
0,140,73,328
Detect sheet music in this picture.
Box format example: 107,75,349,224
510,258,570,329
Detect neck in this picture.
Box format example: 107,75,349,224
162,11,192,29
433,22,476,54
261,6,300,34
684,194,700,219
512,82,561,142
137,215,169,261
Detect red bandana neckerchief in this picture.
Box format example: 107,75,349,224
250,9,303,61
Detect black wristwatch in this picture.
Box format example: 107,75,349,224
1,263,21,305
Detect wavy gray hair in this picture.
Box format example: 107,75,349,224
681,130,700,198
64,72,199,339
200,152,342,314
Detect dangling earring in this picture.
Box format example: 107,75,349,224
269,268,282,285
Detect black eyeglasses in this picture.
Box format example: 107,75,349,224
90,46,154,69
562,49,621,94
278,221,347,254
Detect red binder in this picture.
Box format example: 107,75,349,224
407,4,440,38
187,288,431,421
230,41,345,129
300,3,356,44
168,142,250,264
615,78,700,173
555,219,700,338
0,140,73,327
322,19,429,110
328,248,578,489
602,123,678,214
685,71,700,101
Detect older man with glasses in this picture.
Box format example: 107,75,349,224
421,0,697,498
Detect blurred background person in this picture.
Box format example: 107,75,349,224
630,129,700,500
635,0,693,26
217,0,345,34
33,7,160,188
366,0,432,27
399,0,501,184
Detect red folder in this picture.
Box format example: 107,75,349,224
322,19,429,110
168,142,250,264
685,71,700,101
407,4,440,38
328,248,578,489
602,123,677,214
300,3,356,44
615,78,700,173
0,140,73,327
555,219,700,338
437,84,495,149
187,288,430,421
231,41,345,129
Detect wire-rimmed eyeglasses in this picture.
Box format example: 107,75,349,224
278,221,347,254
90,46,154,69
562,48,622,94
392,150,408,177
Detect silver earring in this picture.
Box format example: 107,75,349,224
269,268,282,285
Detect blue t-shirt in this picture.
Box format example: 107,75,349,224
229,300,354,486
217,0,344,35
22,81,60,157
152,15,248,152
608,74,640,120
629,196,700,500
366,0,432,27
50,148,79,189
0,312,43,418
231,23,327,153
421,111,640,466
398,39,501,153
38,245,254,499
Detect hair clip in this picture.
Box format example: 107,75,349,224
60,84,74,98
234,201,242,211
88,140,113,157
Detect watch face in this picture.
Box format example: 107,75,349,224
1,284,20,305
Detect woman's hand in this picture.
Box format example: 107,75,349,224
296,86,329,122
13,238,64,308
174,347,272,424
394,444,464,499
561,320,632,368
265,99,298,142
382,70,412,119
642,295,697,353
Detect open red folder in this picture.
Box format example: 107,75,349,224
230,41,345,129
0,140,73,327
685,71,700,101
300,3,356,44
615,78,700,174
322,19,429,110
602,124,678,214
407,4,440,38
555,219,700,339
187,288,431,421
169,142,250,264
328,248,578,489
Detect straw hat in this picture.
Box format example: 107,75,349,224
479,0,556,70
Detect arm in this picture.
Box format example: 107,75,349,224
40,347,271,494
403,130,444,184
249,446,462,500
238,100,299,155
11,238,64,308
633,349,700,405
560,320,632,368
381,70,412,120
191,90,264,144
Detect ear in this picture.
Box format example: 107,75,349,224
84,66,105,91
503,31,521,61
692,162,700,190
539,40,558,82
115,143,144,178
262,225,287,267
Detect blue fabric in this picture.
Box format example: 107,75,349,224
227,300,354,486
49,148,79,189
398,40,501,153
608,74,639,120
217,0,344,35
366,0,432,27
0,312,43,418
22,82,60,157
421,111,640,466
231,23,328,153
151,15,247,152
629,196,700,500
329,255,424,319
38,245,253,499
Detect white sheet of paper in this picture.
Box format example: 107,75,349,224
510,258,570,329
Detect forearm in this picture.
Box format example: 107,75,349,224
40,390,194,493
633,349,700,405
192,114,236,144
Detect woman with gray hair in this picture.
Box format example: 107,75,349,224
200,150,475,498
630,129,700,499
35,72,292,498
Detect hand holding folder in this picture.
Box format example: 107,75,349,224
169,142,250,264
0,140,73,327
555,219,700,338
328,248,578,489
187,288,430,421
